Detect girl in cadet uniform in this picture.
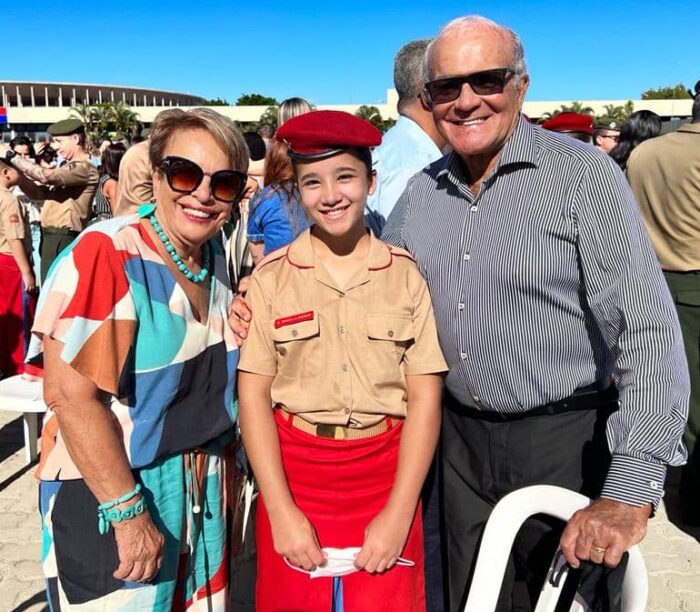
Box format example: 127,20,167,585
237,110,447,612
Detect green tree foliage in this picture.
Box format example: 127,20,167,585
354,105,396,133
236,93,279,106
203,97,230,106
70,101,141,146
559,101,595,115
641,84,691,100
538,101,595,123
595,101,635,126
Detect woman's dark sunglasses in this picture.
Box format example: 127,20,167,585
424,68,515,105
159,156,247,204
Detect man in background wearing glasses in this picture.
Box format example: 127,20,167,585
593,118,622,154
383,15,688,611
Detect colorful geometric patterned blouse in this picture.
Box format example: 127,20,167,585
32,204,239,480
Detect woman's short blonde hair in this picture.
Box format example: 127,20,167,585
149,108,249,174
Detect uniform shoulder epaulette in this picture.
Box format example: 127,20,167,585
388,244,416,263
256,245,288,270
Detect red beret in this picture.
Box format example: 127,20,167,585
276,110,382,159
541,112,594,134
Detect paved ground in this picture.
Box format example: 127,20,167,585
0,409,698,612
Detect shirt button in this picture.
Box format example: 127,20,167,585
460,352,467,360
388,330,394,338
463,253,471,261
337,291,345,298
650,481,659,490
473,395,480,402
341,363,349,372
458,303,465,311
470,205,478,212
291,330,298,337
338,325,346,334
278,347,287,356
344,408,351,414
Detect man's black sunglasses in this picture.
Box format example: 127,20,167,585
424,68,515,105
159,156,247,204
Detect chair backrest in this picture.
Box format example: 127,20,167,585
463,485,648,612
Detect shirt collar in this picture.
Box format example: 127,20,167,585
437,114,539,187
285,227,394,271
394,115,443,156
677,122,700,134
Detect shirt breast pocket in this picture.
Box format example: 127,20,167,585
366,314,415,380
272,317,323,379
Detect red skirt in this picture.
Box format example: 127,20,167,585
256,410,426,612
0,253,35,376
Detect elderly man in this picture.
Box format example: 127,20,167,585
627,94,700,527
7,119,99,281
366,39,446,233
382,15,688,611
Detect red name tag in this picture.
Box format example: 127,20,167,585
274,311,314,329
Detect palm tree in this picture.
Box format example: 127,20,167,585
559,101,594,116
107,101,141,140
70,102,103,145
355,105,383,124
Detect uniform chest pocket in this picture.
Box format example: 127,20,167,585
271,316,323,379
365,314,415,380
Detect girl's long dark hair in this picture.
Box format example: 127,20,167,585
609,110,661,171
101,143,127,180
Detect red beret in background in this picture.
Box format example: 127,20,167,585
541,112,594,134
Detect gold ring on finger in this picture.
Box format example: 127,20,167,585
591,545,607,554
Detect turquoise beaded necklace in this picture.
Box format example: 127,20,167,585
148,213,210,284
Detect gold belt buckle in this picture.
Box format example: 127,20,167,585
316,424,347,440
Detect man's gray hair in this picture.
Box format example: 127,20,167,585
425,16,527,81
394,38,432,113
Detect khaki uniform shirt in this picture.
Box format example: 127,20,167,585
30,156,100,231
0,186,30,256
627,122,700,271
239,229,447,427
115,140,153,216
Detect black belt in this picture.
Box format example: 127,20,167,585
43,226,80,236
445,383,618,422
663,269,700,275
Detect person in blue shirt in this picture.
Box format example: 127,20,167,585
365,39,446,235
247,138,309,263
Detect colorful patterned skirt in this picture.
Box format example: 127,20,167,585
39,443,232,611
256,410,426,612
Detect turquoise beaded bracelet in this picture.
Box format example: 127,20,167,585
97,484,146,535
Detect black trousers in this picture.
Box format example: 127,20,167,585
40,230,79,283
442,391,616,612
664,271,700,525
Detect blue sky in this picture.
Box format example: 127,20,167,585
5,1,697,104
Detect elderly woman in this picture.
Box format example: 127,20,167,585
32,108,247,610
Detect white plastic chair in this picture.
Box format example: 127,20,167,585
0,375,46,464
463,485,648,612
